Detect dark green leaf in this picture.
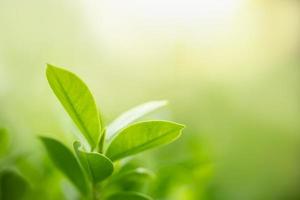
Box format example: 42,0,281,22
106,121,184,161
40,137,89,195
73,141,114,183
46,64,102,149
0,170,29,200
106,192,153,200
106,100,167,139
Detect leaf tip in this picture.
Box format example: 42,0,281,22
46,63,55,72
46,63,67,76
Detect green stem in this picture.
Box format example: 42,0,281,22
92,183,102,200
97,129,106,153
92,184,98,200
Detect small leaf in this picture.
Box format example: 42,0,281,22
40,137,89,195
0,170,29,200
73,141,114,183
106,192,153,200
113,167,155,183
111,168,155,191
0,128,10,157
46,64,102,149
106,121,184,161
106,100,168,139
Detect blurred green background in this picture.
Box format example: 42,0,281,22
0,0,299,199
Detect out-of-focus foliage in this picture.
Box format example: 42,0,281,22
0,129,10,157
106,192,153,200
0,0,299,199
0,170,29,200
40,137,89,195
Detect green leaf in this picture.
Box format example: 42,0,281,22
110,168,155,191
106,192,153,200
0,170,29,200
106,121,184,161
0,128,10,157
46,64,102,149
40,137,89,195
113,167,155,183
106,100,168,139
73,141,114,183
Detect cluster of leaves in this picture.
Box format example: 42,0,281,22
0,129,29,200
41,64,185,200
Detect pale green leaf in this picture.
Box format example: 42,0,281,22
73,141,114,183
46,64,101,149
0,170,29,200
106,100,168,139
106,192,153,200
106,121,184,161
40,137,89,195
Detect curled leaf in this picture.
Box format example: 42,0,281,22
74,141,114,183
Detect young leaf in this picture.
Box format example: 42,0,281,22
110,168,155,191
46,64,102,149
40,137,89,195
73,141,114,183
112,167,155,183
106,121,184,161
106,192,153,200
0,170,29,200
106,100,168,139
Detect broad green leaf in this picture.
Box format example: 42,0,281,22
106,121,184,161
106,192,153,200
0,170,29,200
106,100,168,139
0,128,10,157
46,64,102,149
40,137,89,195
73,141,113,183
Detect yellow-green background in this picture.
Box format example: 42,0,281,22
0,0,299,199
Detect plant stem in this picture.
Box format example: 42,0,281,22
92,183,101,200
97,129,106,153
92,185,97,200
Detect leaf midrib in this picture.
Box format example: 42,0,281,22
51,68,95,147
109,127,181,161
